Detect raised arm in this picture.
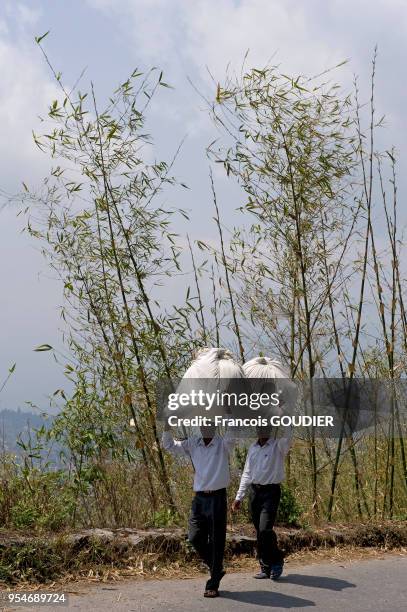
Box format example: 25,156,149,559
161,425,190,456
232,447,253,510
223,426,238,453
277,425,293,455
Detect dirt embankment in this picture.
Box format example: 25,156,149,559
0,522,406,585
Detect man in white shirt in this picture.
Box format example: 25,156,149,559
162,421,235,598
232,424,292,580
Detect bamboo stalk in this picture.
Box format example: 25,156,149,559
327,52,377,520
187,234,208,342
91,87,177,511
210,168,245,362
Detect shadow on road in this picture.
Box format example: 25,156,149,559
220,590,315,608
280,573,356,591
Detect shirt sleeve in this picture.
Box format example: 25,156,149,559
161,430,190,456
277,426,293,455
235,447,253,501
222,428,237,454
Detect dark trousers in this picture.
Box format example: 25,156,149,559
188,488,227,590
249,483,283,572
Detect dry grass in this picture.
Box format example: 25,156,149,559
1,521,405,591
3,545,405,594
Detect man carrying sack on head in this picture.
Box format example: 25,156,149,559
232,356,294,580
162,348,243,598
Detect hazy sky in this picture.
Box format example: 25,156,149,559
0,0,406,412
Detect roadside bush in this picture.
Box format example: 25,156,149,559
277,484,303,527
0,458,75,532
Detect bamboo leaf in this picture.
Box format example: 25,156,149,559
35,31,50,44
34,344,53,352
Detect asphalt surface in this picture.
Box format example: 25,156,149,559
2,554,406,611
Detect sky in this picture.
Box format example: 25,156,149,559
0,0,406,413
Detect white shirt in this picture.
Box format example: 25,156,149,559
162,430,235,492
235,432,293,501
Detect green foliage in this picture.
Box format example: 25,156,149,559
24,57,210,515
233,445,248,471
0,536,116,583
9,501,41,529
148,508,179,528
1,466,76,531
277,484,303,527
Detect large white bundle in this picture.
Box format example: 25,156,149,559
184,347,244,379
243,356,289,379
175,348,244,417
243,356,297,417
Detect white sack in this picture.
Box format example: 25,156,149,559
243,356,290,379
184,347,244,379
243,355,297,414
175,347,245,414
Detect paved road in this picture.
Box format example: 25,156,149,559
4,555,407,612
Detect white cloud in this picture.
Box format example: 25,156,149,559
86,0,407,79
84,0,347,147
0,4,66,411
14,3,42,27
87,0,339,78
85,0,407,158
183,1,337,79
0,35,58,188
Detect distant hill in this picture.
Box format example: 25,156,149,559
0,409,55,456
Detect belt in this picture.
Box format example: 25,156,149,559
196,488,226,496
251,483,281,490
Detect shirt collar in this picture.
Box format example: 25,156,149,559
198,435,218,447
256,439,272,447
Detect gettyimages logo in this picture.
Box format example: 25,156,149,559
166,387,281,411
155,378,407,438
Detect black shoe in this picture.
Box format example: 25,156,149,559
270,562,284,580
204,589,219,598
254,571,270,579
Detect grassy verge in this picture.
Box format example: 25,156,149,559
0,522,406,587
